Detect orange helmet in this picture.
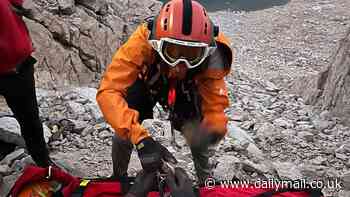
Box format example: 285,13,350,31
150,0,218,44
148,0,219,68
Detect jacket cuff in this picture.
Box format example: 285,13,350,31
129,124,150,145
201,116,228,137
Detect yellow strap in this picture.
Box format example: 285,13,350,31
136,142,144,150
80,180,91,187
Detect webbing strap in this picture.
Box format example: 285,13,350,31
71,180,91,197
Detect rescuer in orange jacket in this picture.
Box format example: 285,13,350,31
97,0,233,185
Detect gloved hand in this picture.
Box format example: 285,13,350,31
125,170,156,197
136,137,177,173
165,168,196,197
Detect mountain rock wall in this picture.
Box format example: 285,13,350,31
24,0,161,88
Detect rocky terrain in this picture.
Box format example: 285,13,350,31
1,0,350,197
23,0,161,89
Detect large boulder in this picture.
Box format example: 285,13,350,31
290,28,350,126
0,117,25,147
24,0,162,89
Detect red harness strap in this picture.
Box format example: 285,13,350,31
167,79,177,107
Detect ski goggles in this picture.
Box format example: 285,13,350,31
149,38,216,69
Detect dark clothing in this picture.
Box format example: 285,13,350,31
0,140,16,161
0,57,50,167
112,78,154,177
112,136,211,184
112,78,211,183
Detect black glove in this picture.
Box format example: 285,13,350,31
165,168,196,197
125,170,156,197
136,137,177,173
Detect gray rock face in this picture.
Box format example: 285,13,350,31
342,171,350,190
310,156,327,165
0,117,25,147
0,97,12,117
273,118,294,129
0,1,349,196
246,143,264,160
281,129,297,137
81,125,95,137
67,101,86,116
73,87,98,104
312,118,336,131
290,28,350,127
85,103,104,122
43,124,52,143
0,165,11,176
98,130,113,139
24,0,162,89
0,172,21,197
213,155,240,180
273,162,303,180
256,122,277,140
0,116,51,145
0,149,25,166
69,120,89,133
57,0,76,14
339,190,350,197
227,122,254,144
335,144,350,154
297,131,314,142
320,110,332,121
241,160,272,175
264,80,280,92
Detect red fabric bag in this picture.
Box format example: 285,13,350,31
9,165,80,197
199,185,323,197
9,165,171,197
9,165,323,197
0,0,33,74
69,179,170,197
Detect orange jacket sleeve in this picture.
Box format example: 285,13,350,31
197,32,233,136
96,24,153,145
198,73,230,136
